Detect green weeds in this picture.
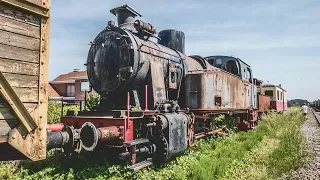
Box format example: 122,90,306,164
0,107,308,180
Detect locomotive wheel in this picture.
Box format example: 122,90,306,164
54,149,75,167
151,133,169,163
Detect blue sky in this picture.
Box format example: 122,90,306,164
49,0,320,101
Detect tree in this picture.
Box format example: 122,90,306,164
85,93,100,111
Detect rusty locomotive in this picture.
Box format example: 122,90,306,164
0,2,287,171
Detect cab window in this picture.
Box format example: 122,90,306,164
247,68,252,83
225,60,239,75
265,90,273,97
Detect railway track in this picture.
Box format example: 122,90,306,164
286,108,320,179
291,108,320,179
311,108,320,125
311,108,320,161
309,108,320,158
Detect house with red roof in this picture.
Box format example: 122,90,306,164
49,69,93,105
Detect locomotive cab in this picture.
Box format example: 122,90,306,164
205,55,253,84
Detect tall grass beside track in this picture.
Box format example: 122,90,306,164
0,107,309,180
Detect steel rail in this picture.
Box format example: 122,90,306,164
311,108,320,126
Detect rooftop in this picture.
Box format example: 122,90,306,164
48,84,60,97
262,84,287,92
50,70,87,84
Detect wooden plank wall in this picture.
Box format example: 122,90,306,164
0,3,41,136
25,0,43,6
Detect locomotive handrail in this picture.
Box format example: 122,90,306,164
188,68,244,79
139,43,184,60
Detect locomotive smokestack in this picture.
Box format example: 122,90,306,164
110,4,142,30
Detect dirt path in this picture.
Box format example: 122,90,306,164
284,111,320,179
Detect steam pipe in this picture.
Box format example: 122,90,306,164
47,123,64,132
126,92,130,139
134,20,156,34
145,85,148,111
119,146,151,160
47,131,69,150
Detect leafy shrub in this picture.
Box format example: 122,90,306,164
0,162,18,180
85,93,100,111
47,102,80,124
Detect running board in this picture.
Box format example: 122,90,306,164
127,160,153,171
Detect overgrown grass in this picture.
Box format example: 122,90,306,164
224,107,309,180
0,107,308,180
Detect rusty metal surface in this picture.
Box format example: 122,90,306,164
202,55,257,109
186,69,253,110
185,55,209,71
258,95,270,112
134,20,156,34
97,126,122,142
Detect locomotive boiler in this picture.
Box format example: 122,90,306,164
87,8,186,109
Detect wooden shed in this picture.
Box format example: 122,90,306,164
0,0,50,161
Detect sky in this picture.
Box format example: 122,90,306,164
49,0,320,101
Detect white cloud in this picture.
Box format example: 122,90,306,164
49,0,320,101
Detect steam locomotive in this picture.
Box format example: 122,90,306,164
46,4,287,171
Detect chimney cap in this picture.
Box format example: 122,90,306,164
110,4,142,17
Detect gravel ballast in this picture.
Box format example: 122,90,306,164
285,111,320,180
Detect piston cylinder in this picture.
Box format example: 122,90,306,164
80,122,122,151
97,126,121,142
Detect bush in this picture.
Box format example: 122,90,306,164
47,102,80,124
85,93,100,111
